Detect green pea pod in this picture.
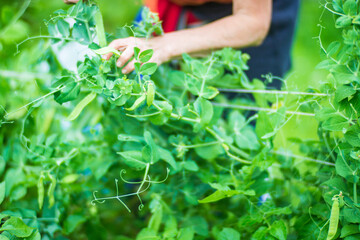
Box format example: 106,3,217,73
67,92,97,121
37,175,45,210
147,83,155,107
327,197,339,240
125,94,146,111
47,174,57,208
93,46,120,56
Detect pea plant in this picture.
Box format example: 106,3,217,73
0,0,359,239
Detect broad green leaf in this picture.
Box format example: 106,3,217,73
178,227,195,240
93,46,120,55
335,15,352,28
117,151,146,170
340,224,360,238
136,228,160,240
0,181,5,205
139,49,153,63
269,220,287,240
343,209,360,223
194,97,213,126
334,85,356,102
64,215,86,234
142,131,160,164
322,115,349,131
345,125,360,147
0,217,33,238
183,161,199,172
158,147,177,170
140,63,157,75
73,21,91,45
148,206,162,233
67,92,97,121
315,108,337,121
163,216,177,238
54,82,80,104
343,0,357,16
56,19,70,37
335,155,353,179
217,228,240,240
183,216,208,237
327,41,341,57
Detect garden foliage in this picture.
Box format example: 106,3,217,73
1,0,360,239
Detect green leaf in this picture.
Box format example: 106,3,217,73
178,227,195,240
327,41,341,56
142,131,160,164
0,181,5,205
117,151,147,170
343,0,357,16
269,220,287,240
217,228,240,240
340,224,360,238
343,208,360,223
54,82,80,104
322,115,349,131
93,46,120,55
73,21,91,45
158,147,177,170
64,215,86,234
334,85,356,102
194,97,213,126
136,228,160,240
335,15,352,28
56,19,70,37
139,49,153,63
183,161,199,172
345,125,360,147
0,217,33,238
148,206,162,233
335,155,353,179
67,92,97,121
140,63,157,75
315,108,337,121
134,47,141,60
184,216,208,237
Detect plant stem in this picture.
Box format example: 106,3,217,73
218,88,330,97
0,0,31,38
272,151,335,166
212,102,315,117
354,183,358,204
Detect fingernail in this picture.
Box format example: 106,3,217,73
101,55,106,59
122,69,127,74
117,61,122,68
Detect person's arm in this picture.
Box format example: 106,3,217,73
107,0,272,74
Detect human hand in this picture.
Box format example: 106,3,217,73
103,37,167,74
63,0,79,4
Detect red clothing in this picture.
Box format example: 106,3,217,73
145,0,232,32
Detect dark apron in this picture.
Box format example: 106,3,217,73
186,0,300,89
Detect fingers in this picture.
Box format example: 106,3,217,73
64,0,79,4
116,47,134,68
122,59,136,74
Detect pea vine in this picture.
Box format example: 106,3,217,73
0,0,360,239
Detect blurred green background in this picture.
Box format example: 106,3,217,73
0,0,341,146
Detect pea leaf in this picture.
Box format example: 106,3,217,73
217,228,240,240
194,97,213,126
178,227,195,240
64,215,86,234
73,21,91,45
269,220,287,240
343,208,360,223
139,49,153,63
322,116,349,131
117,151,147,170
340,224,360,238
56,19,70,37
140,63,157,75
0,181,5,205
136,228,160,240
334,85,356,102
54,82,80,104
0,217,33,238
198,189,254,203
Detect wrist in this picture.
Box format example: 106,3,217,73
149,35,174,64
